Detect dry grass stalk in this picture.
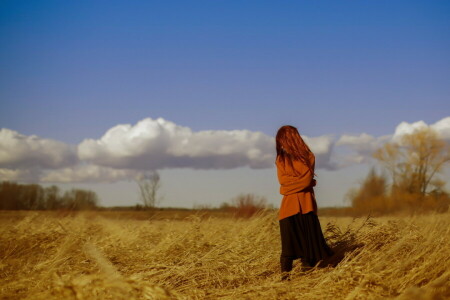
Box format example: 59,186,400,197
0,211,448,299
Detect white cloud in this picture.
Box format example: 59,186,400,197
392,120,428,142
336,133,391,165
41,165,137,183
78,117,338,171
431,117,450,140
336,117,450,166
303,135,337,170
0,168,42,182
392,117,450,142
0,128,77,169
1,116,449,183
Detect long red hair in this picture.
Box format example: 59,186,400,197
276,125,315,176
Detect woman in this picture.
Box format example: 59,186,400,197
275,125,334,280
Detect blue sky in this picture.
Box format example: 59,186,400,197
1,1,449,208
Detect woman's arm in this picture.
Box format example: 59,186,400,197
277,161,315,195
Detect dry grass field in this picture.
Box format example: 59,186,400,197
0,210,449,300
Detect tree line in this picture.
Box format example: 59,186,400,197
0,181,99,210
348,127,450,215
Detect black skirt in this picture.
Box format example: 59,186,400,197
279,211,334,267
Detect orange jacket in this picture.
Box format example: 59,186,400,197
276,151,317,220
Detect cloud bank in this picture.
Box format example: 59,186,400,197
336,117,450,163
78,118,335,171
0,116,449,183
0,129,77,169
78,118,276,170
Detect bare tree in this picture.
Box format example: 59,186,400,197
136,171,162,208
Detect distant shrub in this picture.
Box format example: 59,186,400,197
228,193,268,218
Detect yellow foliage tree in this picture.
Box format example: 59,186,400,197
374,128,450,195
373,127,450,211
346,168,389,215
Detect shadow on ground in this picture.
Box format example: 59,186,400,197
319,214,375,268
